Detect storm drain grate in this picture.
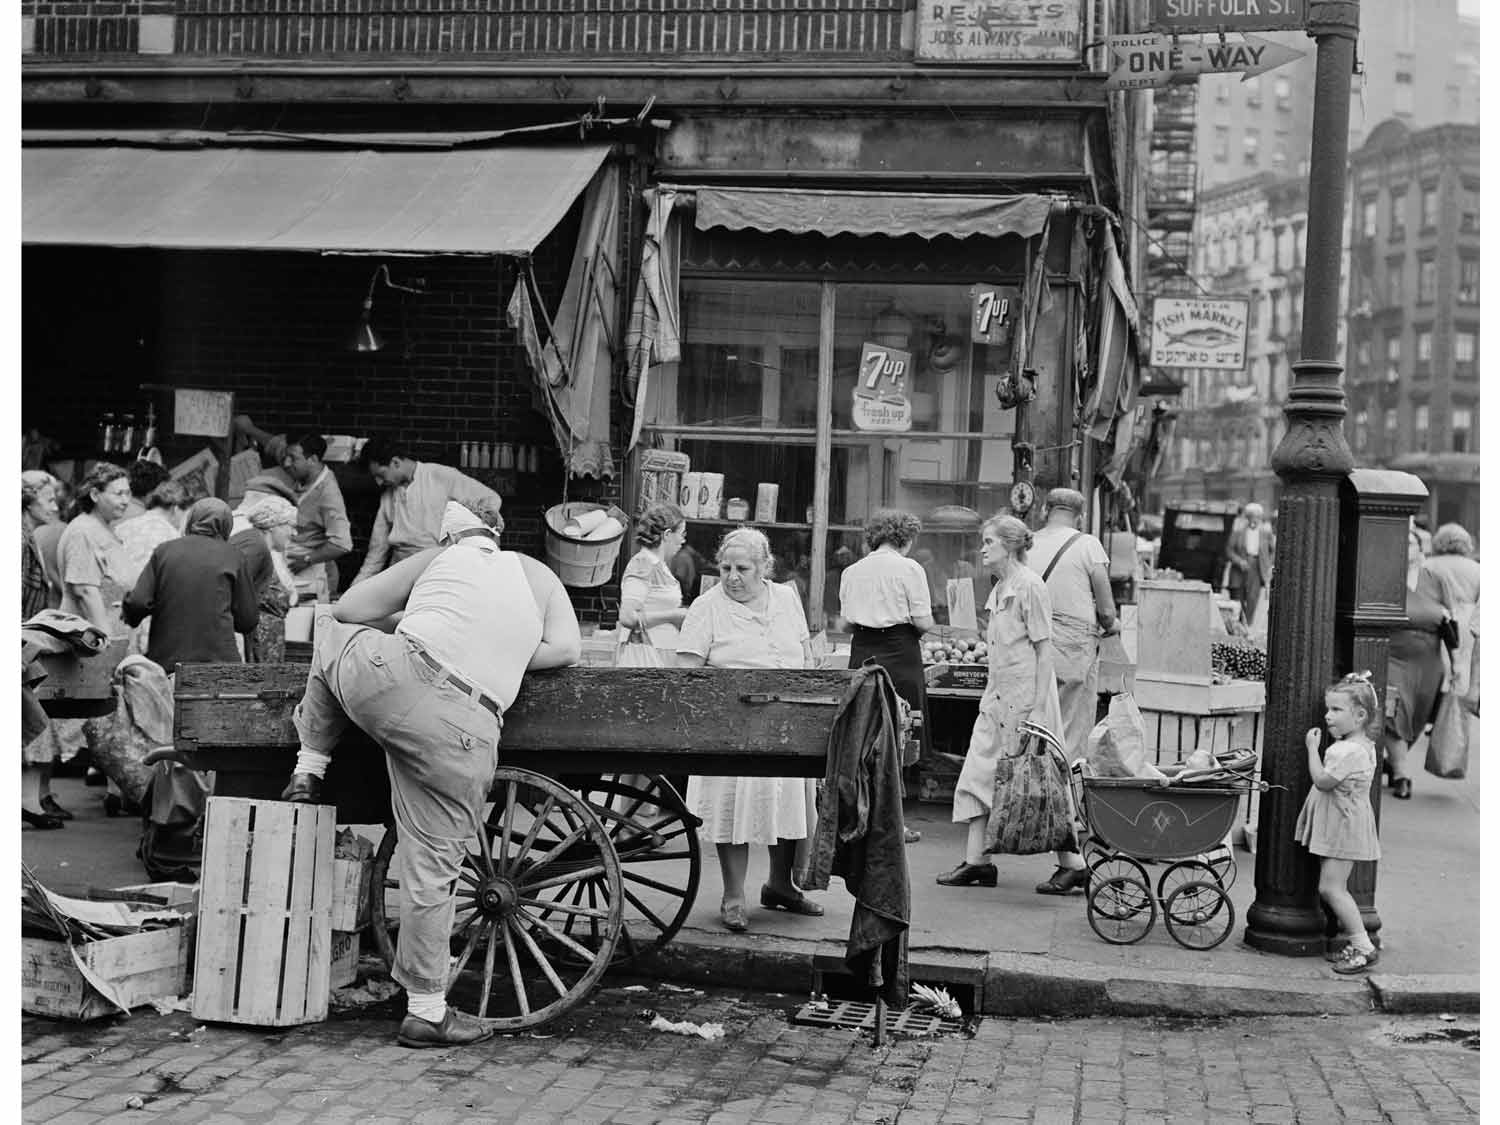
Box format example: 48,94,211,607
793,1000,964,1036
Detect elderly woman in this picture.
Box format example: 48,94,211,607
118,480,192,579
840,509,935,763
677,526,822,932
123,498,259,675
1383,528,1453,800
939,515,1064,889
617,502,689,662
231,494,300,662
22,471,62,620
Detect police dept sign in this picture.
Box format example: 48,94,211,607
916,1,1085,62
1149,297,1250,371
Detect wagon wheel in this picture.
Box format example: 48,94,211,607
1162,881,1235,950
1086,874,1156,945
369,767,624,1031
556,773,701,964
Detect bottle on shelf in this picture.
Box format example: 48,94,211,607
478,442,492,470
120,414,137,455
101,414,117,453
141,405,158,452
459,441,471,468
498,443,515,471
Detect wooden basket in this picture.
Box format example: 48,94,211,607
544,502,629,588
192,797,336,1026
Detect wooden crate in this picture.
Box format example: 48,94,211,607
328,855,371,932
22,925,193,1021
329,930,360,990
193,797,337,1027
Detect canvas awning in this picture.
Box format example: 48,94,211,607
689,186,1054,241
22,143,614,255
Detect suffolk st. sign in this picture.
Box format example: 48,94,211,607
1150,0,1306,33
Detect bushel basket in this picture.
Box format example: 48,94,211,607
544,502,630,588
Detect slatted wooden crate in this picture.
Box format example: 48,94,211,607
192,797,337,1026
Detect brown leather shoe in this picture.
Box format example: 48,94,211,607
935,861,998,887
396,1007,494,1048
1035,866,1089,895
280,773,323,804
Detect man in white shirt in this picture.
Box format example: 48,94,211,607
352,436,502,586
1224,502,1275,623
1026,487,1119,896
276,433,353,599
283,501,580,1048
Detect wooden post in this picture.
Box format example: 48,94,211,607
808,281,836,628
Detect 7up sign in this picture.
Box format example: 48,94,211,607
852,342,914,433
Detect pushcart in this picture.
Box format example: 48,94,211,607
1071,754,1263,950
164,662,912,1032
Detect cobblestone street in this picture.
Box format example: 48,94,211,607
22,981,1479,1124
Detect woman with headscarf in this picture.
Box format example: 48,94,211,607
123,498,260,675
231,493,300,662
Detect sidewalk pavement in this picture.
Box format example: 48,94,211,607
639,751,1480,1020
23,747,1479,1023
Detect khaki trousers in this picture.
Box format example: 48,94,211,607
1051,613,1101,762
293,622,499,994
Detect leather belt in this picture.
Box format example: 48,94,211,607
411,646,502,717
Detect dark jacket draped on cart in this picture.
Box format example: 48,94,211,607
805,664,909,1007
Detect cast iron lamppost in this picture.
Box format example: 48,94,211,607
1245,0,1360,955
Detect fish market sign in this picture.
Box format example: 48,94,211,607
916,1,1085,62
1149,297,1249,370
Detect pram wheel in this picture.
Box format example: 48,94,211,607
1086,872,1156,945
1087,851,1149,896
1162,881,1235,950
1156,860,1226,911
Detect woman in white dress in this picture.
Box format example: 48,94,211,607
677,526,822,932
617,502,688,661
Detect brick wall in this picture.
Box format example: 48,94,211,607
21,207,626,621
23,0,907,60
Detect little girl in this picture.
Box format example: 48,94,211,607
1295,672,1382,974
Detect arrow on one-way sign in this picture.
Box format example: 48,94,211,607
1104,32,1305,90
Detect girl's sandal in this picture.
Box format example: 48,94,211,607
1331,946,1380,975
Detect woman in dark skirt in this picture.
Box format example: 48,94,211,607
840,510,936,842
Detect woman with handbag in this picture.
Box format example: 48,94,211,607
617,502,690,666
1383,529,1454,800
938,515,1063,888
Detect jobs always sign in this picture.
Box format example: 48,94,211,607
1148,297,1250,370
916,1,1086,63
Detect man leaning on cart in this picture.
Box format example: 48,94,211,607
280,500,581,1048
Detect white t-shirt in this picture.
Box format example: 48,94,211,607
399,540,541,711
1027,525,1109,623
839,547,932,628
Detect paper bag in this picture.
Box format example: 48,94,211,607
946,578,977,633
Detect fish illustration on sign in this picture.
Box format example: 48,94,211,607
1164,326,1239,349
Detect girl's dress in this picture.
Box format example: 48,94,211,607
618,547,685,656
953,567,1063,823
1294,737,1381,861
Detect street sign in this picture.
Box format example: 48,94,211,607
1104,32,1305,90
1150,0,1306,34
1149,297,1249,370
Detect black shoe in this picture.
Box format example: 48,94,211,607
1390,778,1412,800
935,861,998,887
397,1008,494,1049
1035,867,1090,895
280,773,324,803
23,808,64,830
84,768,106,788
39,795,74,821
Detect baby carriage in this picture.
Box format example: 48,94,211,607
1068,746,1264,950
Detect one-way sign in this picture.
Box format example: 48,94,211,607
1104,32,1305,90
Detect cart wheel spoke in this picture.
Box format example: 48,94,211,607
517,906,607,966
621,886,672,935
447,919,487,986
501,923,530,1019
477,923,499,1018
517,896,611,922
497,780,519,877
509,914,571,1000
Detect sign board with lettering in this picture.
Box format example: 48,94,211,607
916,1,1086,63
172,388,235,437
971,285,1013,345
852,342,914,432
1150,0,1306,34
1149,297,1250,370
1104,31,1305,90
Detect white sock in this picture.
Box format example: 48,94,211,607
406,990,447,1022
295,749,332,779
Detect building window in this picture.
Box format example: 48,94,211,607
1243,131,1260,167
1458,257,1479,303
1385,334,1401,382
1274,76,1292,111
1354,338,1372,379
1383,407,1400,451
1216,83,1232,106
1420,184,1439,230
1214,126,1230,163
1413,403,1430,451
1452,407,1473,453
1460,181,1479,233
1415,328,1433,371
1417,257,1437,303
1386,260,1404,306
1353,409,1370,452
1393,69,1415,117
1388,188,1406,242
1276,227,1293,272
1360,196,1378,240
1454,329,1477,377
1244,77,1263,108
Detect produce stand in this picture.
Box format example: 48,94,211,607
166,662,908,1033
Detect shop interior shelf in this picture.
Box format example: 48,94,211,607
688,517,867,533
898,478,1008,488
